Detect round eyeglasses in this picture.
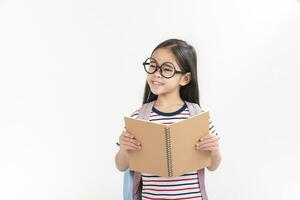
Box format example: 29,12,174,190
142,57,186,79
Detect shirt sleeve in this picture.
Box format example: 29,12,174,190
200,108,219,136
209,118,218,136
130,109,140,119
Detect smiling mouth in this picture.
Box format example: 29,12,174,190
152,81,163,85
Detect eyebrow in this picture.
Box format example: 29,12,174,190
151,57,174,65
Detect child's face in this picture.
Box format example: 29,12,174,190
146,48,191,96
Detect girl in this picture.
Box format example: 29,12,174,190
115,39,221,200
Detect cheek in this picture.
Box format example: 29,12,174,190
146,75,152,84
161,81,179,91
166,78,181,87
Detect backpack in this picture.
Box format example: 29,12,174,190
123,100,208,200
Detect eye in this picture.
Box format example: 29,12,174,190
163,68,172,72
149,64,157,68
162,64,174,72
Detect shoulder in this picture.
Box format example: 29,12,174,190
185,101,219,135
185,101,206,113
130,100,156,119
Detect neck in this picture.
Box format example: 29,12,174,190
155,91,184,108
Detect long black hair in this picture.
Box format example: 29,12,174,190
142,38,201,106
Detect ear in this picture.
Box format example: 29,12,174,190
180,72,192,86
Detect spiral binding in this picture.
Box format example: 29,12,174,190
165,127,173,177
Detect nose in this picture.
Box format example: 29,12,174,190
153,67,162,78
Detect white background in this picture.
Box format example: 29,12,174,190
0,0,299,199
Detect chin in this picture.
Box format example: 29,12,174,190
149,89,159,95
150,88,166,96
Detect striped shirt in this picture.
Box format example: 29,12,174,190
127,102,218,200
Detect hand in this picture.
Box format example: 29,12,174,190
195,133,220,155
119,129,142,152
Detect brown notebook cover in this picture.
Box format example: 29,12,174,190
124,111,211,178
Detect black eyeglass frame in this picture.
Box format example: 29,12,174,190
142,57,186,79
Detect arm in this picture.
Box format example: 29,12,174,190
206,148,221,171
196,133,221,171
115,148,129,172
115,130,142,172
196,118,222,171
115,109,141,171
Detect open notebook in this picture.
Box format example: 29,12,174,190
124,111,211,178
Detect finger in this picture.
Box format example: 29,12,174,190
197,141,219,150
198,145,219,151
199,145,219,151
197,135,218,146
196,141,218,149
121,138,141,148
197,143,216,150
121,144,140,151
123,137,141,146
123,131,135,139
121,141,141,150
199,133,214,142
196,138,219,148
124,144,141,151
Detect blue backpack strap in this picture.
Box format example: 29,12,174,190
123,169,134,200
